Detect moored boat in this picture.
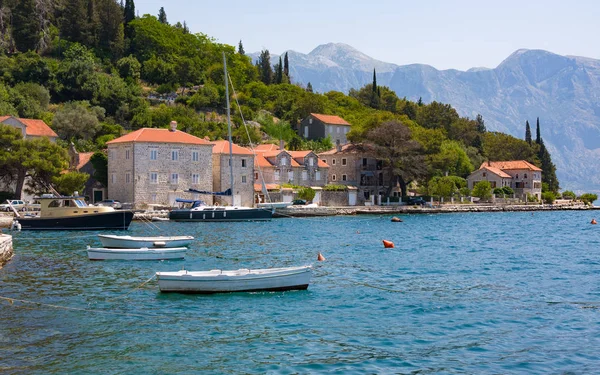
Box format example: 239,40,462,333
87,246,187,260
17,195,133,231
156,265,312,293
97,234,194,248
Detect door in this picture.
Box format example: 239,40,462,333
348,190,357,206
93,189,104,203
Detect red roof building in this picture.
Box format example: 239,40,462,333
0,116,58,140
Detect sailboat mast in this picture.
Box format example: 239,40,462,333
223,52,234,201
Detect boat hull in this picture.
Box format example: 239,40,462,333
17,211,134,231
97,234,194,248
87,247,186,260
168,208,272,222
156,266,311,293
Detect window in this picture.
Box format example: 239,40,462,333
302,170,308,180
524,173,528,179
150,149,157,160
150,172,158,184
332,159,336,165
322,159,327,165
111,174,116,184
241,175,247,184
151,193,157,203
274,170,280,181
125,173,131,183
309,158,314,166
241,159,247,168
309,118,313,124
254,172,259,180
281,157,287,166
344,127,348,134
192,174,199,184
288,170,294,181
482,172,486,177
125,150,130,160
362,158,367,167
171,173,179,184
342,158,347,166
171,150,179,161
342,174,347,181
332,174,337,181
192,151,199,162
316,171,321,180
336,127,340,133
516,174,519,179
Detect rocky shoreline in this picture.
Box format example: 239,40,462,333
0,203,597,226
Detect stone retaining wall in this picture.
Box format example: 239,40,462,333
0,234,13,268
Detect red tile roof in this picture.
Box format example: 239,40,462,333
0,116,58,138
317,160,330,168
254,183,281,192
76,152,94,170
481,166,512,178
310,113,350,126
106,128,212,145
481,160,542,172
254,144,280,152
211,140,254,155
254,153,273,168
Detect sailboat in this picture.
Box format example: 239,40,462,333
168,53,273,222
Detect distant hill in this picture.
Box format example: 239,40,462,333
251,44,600,192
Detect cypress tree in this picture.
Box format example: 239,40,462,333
306,82,313,93
238,40,245,55
274,56,283,84
12,0,40,52
158,7,168,24
283,52,289,79
183,20,189,34
124,0,135,38
525,120,532,145
535,117,541,144
475,114,486,133
372,68,377,93
417,97,423,106
257,49,273,85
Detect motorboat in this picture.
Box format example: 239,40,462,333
97,234,194,248
17,195,133,231
87,246,186,260
156,265,312,294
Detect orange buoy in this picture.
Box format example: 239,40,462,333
591,219,597,225
317,252,326,261
382,240,394,248
391,217,403,222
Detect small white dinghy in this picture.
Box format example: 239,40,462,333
87,246,187,261
97,234,193,248
156,265,312,294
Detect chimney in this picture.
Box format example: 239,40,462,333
336,139,342,152
279,139,285,150
487,160,491,167
169,120,177,132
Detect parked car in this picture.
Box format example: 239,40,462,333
0,200,27,212
292,199,307,205
406,197,426,206
96,199,122,209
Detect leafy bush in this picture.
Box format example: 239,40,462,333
526,193,538,202
297,187,315,202
493,187,504,196
472,181,492,200
541,191,557,204
561,190,576,200
502,186,514,195
323,184,346,191
579,193,598,205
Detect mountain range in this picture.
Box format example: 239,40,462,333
251,44,600,193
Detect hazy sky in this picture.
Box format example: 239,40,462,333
134,0,599,71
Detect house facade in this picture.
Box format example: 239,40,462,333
319,143,391,204
466,160,542,200
299,113,351,145
211,140,255,207
0,116,58,142
106,123,213,208
254,148,329,188
67,144,105,203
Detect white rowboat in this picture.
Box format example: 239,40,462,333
156,265,312,294
97,234,194,248
87,246,187,260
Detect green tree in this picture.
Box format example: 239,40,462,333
257,49,273,85
52,171,89,196
124,0,136,38
525,120,532,145
60,0,88,45
274,56,283,84
561,190,576,200
365,120,426,197
306,82,313,93
428,176,458,199
428,140,473,177
535,117,541,144
53,102,101,141
116,55,141,83
12,0,39,52
579,193,598,205
238,40,245,55
90,151,108,186
298,186,316,202
283,52,289,81
472,180,492,200
482,132,536,162
158,7,168,24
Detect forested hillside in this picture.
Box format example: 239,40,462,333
0,0,570,201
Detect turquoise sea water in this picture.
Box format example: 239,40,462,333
1,211,600,374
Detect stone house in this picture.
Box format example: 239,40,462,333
466,160,542,200
211,140,255,207
254,148,329,189
299,113,351,145
319,143,392,204
0,116,58,142
67,144,106,203
106,123,213,208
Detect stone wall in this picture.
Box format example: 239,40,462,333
0,234,13,268
214,154,254,207
321,190,349,206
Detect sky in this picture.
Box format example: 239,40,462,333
134,0,600,71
